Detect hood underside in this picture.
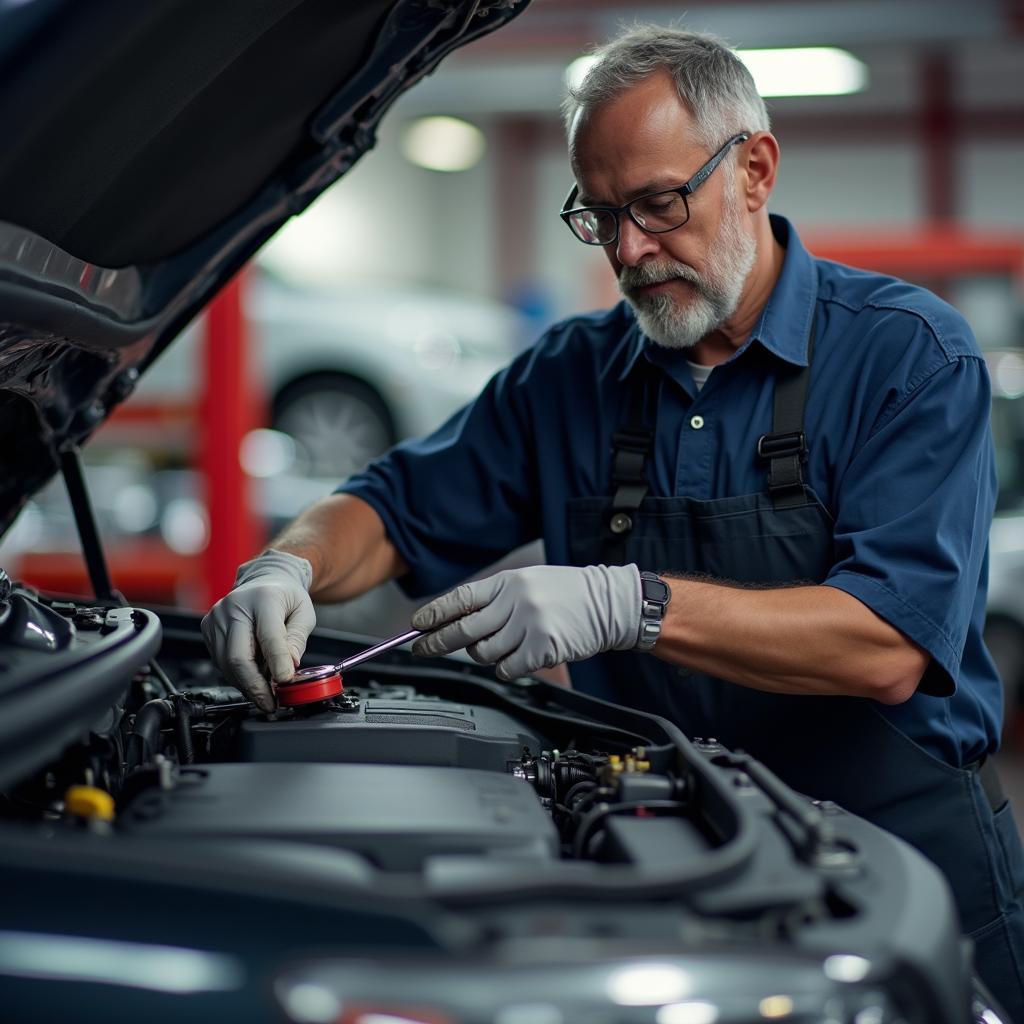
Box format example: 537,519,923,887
0,0,529,536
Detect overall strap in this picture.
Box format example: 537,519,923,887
757,310,817,511
604,360,658,565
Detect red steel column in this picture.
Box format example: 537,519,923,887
493,116,540,300
921,52,956,223
199,269,263,607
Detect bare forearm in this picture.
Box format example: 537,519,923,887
654,578,928,704
267,494,408,602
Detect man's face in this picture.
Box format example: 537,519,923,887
569,72,756,350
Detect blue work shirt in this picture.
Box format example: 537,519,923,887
339,215,1001,767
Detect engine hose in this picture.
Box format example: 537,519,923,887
557,765,596,790
563,779,598,808
172,696,196,765
126,699,174,769
572,799,682,860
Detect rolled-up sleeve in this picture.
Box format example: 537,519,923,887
336,349,543,599
823,353,996,697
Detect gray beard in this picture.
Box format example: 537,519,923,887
619,187,757,351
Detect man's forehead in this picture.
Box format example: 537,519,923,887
569,74,698,161
568,83,703,203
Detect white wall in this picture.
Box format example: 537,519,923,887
960,143,1024,227
260,108,496,299
769,143,925,227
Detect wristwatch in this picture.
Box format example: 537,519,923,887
635,571,672,651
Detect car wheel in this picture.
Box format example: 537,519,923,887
272,374,396,480
984,617,1024,733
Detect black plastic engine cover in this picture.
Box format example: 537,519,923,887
238,698,546,770
119,762,559,871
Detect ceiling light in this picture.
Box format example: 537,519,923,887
738,47,867,97
565,55,599,92
401,116,485,172
565,47,867,99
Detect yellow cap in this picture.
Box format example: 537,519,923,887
64,786,115,822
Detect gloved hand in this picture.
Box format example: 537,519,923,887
411,564,643,681
201,549,316,711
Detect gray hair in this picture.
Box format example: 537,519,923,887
563,25,770,152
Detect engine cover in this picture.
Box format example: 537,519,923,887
238,697,546,771
120,762,559,871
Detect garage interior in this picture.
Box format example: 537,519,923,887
5,1,1024,1020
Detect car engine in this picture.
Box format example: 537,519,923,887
0,573,1000,1023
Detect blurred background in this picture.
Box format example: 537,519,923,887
4,0,1024,738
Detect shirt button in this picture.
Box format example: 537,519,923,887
690,415,705,430
609,512,632,534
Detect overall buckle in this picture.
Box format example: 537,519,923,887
757,430,807,461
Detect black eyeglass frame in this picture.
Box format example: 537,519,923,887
559,132,751,246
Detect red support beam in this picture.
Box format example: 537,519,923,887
493,116,543,302
921,51,956,223
199,269,263,608
803,228,1024,284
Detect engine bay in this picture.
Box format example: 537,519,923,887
0,573,982,1022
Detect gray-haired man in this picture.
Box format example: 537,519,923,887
205,27,1023,1013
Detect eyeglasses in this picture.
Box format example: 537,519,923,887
559,133,750,246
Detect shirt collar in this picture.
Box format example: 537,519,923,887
748,214,817,368
617,213,818,381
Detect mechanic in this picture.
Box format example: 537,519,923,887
204,25,1024,1016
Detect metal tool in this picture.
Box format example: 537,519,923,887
274,628,425,707
297,628,425,679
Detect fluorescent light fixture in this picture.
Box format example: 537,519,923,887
565,55,599,92
565,47,867,99
738,47,867,97
401,116,486,172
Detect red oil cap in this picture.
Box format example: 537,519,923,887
275,665,343,707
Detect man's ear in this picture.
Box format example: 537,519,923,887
741,132,780,213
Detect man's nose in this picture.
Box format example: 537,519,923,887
614,214,660,266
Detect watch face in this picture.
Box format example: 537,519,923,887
641,574,671,604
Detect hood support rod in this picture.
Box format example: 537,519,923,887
59,445,115,603
57,445,179,695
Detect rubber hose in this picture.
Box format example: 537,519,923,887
126,699,173,768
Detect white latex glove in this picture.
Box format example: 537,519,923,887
411,564,643,681
201,549,316,711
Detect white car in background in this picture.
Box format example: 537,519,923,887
135,267,530,480
0,269,529,613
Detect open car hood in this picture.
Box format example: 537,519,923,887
0,0,529,536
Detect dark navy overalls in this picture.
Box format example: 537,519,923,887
566,316,1024,1020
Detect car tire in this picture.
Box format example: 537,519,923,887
984,616,1024,735
271,373,396,481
